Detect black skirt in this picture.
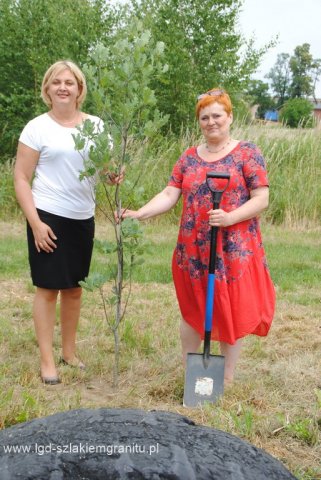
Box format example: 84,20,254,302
27,209,95,289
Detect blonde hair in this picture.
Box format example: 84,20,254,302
41,60,87,109
195,88,232,118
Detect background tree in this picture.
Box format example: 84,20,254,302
289,43,314,98
310,58,321,103
266,53,291,107
279,97,313,128
0,0,122,157
128,0,271,131
246,80,276,119
0,0,275,158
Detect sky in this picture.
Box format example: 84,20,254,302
238,0,321,97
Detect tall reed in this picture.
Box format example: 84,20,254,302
235,123,321,227
0,159,20,219
123,123,321,227
2,123,321,227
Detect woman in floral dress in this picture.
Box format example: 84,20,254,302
122,88,275,385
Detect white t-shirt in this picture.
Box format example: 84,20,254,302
19,113,103,220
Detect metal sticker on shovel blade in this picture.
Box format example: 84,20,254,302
183,353,225,408
195,376,213,396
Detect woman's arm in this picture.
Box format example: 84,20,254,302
208,186,269,227
14,142,57,253
121,186,181,220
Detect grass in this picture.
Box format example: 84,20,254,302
0,219,320,479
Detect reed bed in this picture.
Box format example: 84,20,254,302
1,122,320,227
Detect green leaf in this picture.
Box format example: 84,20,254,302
94,239,117,254
79,272,110,291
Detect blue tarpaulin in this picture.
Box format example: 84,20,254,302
264,110,279,121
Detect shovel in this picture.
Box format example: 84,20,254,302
183,172,230,408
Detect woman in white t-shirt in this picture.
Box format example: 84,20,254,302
14,60,121,385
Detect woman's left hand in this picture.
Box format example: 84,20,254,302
103,166,125,185
208,208,232,228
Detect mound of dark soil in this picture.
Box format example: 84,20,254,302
0,408,297,479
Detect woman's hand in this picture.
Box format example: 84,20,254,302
207,187,269,227
103,166,125,185
115,186,181,223
119,208,138,219
208,187,269,228
208,208,232,228
32,221,57,253
115,208,139,223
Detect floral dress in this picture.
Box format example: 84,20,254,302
168,142,275,344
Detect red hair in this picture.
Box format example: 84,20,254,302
195,88,232,118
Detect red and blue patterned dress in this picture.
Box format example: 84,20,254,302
168,142,275,345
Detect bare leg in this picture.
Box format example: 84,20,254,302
220,338,243,384
33,287,59,378
180,318,202,366
60,287,82,362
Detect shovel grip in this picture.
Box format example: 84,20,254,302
207,171,230,181
206,171,230,210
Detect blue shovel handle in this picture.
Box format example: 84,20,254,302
205,273,216,332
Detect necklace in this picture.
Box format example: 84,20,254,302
49,111,82,127
205,138,231,154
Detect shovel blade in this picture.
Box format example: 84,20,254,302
183,353,225,408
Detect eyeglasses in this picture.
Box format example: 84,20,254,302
197,89,225,101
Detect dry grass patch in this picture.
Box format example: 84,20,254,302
0,277,320,478
0,221,320,479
